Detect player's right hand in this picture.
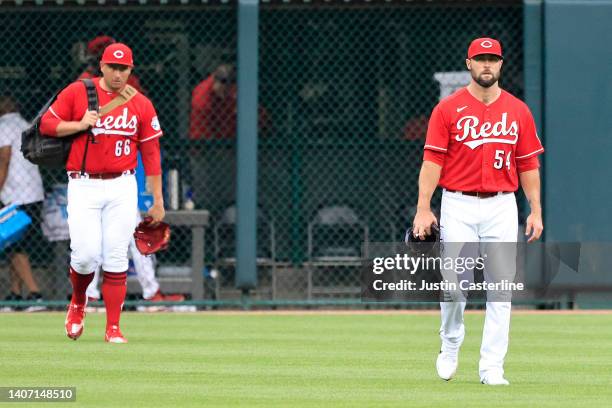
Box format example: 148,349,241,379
412,208,438,240
80,110,99,130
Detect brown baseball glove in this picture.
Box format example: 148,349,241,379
134,216,171,255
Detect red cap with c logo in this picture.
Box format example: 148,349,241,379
467,38,503,59
101,43,134,67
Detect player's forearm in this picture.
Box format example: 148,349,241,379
417,160,442,210
519,169,541,214
54,121,89,137
146,174,164,205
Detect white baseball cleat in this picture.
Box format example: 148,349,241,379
436,351,458,381
481,373,510,385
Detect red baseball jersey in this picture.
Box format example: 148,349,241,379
423,87,544,192
40,78,162,175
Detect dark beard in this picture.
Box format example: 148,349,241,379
473,72,499,88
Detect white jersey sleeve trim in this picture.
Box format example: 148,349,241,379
48,106,64,120
424,144,448,152
516,147,544,159
140,131,163,143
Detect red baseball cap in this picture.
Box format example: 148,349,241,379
467,38,503,59
101,43,134,67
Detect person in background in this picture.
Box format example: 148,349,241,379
188,64,271,210
0,95,46,312
189,63,270,140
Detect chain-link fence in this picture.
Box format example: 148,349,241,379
0,1,523,309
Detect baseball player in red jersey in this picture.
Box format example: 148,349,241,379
77,36,184,307
412,38,544,385
40,43,165,343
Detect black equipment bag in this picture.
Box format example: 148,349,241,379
21,79,98,169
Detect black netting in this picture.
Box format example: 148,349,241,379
0,1,523,307
258,2,523,299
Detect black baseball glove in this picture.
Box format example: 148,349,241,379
404,224,441,256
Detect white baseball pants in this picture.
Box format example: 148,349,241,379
67,174,138,275
439,189,518,381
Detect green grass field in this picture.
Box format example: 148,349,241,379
1,312,611,407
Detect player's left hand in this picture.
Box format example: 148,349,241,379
525,211,543,242
147,202,165,225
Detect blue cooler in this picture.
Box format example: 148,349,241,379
0,204,32,251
